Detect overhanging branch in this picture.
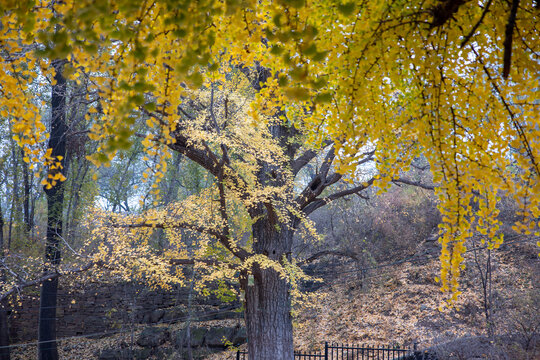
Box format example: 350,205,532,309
112,221,249,260
0,262,96,302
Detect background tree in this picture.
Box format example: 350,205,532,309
38,58,67,360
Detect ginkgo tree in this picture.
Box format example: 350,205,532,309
84,63,419,359
1,0,539,359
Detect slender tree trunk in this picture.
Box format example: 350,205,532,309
21,148,31,234
184,267,195,360
7,148,19,250
0,202,10,360
38,59,67,360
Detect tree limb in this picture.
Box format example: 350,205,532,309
460,0,493,48
392,177,435,190
292,149,318,175
503,0,519,79
302,177,375,215
297,250,360,266
0,262,96,302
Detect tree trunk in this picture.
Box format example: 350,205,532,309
0,202,10,360
244,266,294,360
38,59,67,360
21,148,31,234
7,147,19,250
243,216,294,360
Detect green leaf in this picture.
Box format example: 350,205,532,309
314,92,333,103
311,77,328,90
270,45,284,55
285,87,310,101
311,50,329,62
337,2,356,16
189,72,203,88
278,74,289,87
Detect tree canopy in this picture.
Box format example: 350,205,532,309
1,0,539,305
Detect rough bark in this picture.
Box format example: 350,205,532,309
244,210,294,359
38,59,67,360
243,264,294,360
241,114,296,359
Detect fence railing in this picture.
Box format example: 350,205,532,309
236,342,416,359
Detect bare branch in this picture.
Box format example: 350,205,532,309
0,262,96,302
178,105,195,120
292,149,318,175
302,177,375,215
292,140,334,175
392,177,435,190
319,146,336,179
297,250,359,266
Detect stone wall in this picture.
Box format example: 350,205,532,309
9,281,241,342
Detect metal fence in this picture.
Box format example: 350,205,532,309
236,342,416,359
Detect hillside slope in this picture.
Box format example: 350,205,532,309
292,236,539,359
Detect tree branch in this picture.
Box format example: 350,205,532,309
392,177,435,190
112,221,249,260
297,250,359,266
292,149,318,175
169,258,239,268
503,0,519,79
302,177,375,215
460,0,493,48
0,262,96,302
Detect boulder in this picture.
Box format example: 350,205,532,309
149,309,165,323
136,326,170,347
174,327,207,348
163,307,187,323
205,327,236,347
231,326,247,345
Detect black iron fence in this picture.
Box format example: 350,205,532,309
236,342,416,359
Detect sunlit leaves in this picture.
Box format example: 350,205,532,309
2,0,539,305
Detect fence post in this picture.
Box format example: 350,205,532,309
324,341,328,360
236,350,240,360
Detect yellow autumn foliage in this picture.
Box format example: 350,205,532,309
1,0,538,303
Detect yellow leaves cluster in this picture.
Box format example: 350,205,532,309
3,0,539,304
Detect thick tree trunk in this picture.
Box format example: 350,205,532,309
243,214,295,360
244,266,294,360
38,59,67,360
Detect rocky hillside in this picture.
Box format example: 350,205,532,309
291,236,539,359
10,236,539,360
